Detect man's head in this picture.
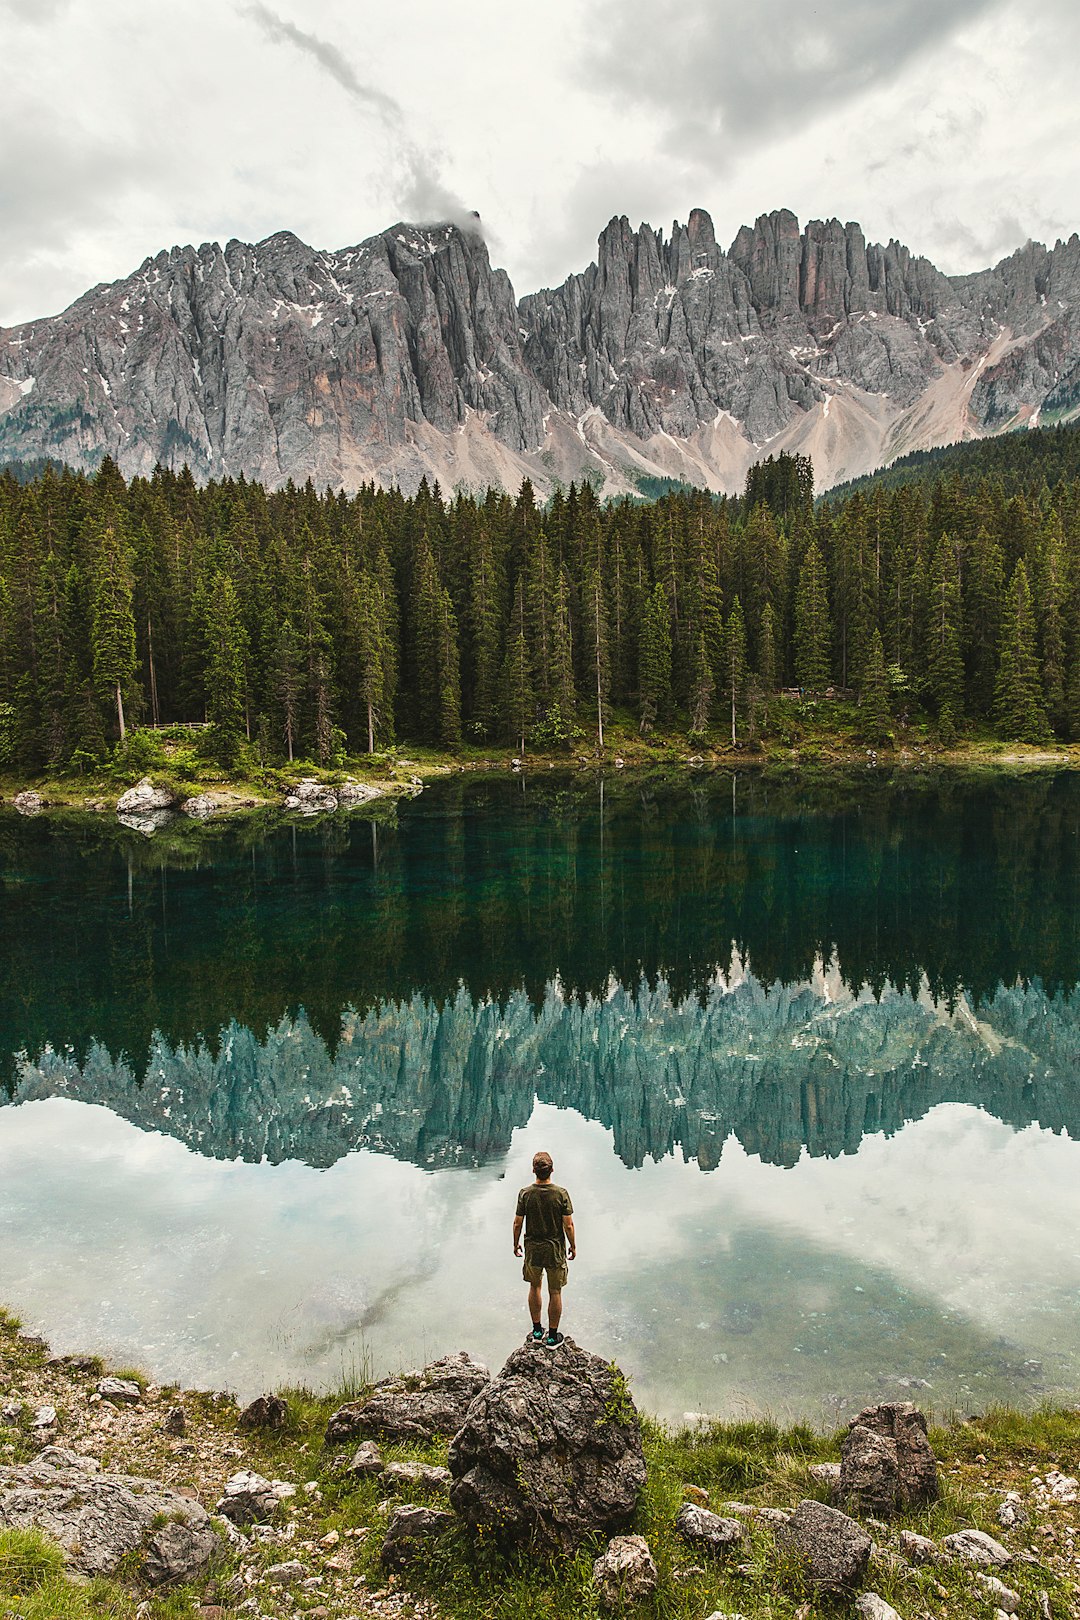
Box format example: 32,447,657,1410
532,1151,553,1182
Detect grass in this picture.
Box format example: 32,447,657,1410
3,1291,1080,1620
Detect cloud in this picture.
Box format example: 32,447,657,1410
0,0,73,19
587,0,1007,157
243,2,401,120
241,3,473,230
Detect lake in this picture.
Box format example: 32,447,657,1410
3,767,1080,1425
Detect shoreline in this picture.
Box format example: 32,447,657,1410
2,1307,1080,1620
3,737,1080,829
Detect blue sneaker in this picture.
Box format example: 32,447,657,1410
544,1330,565,1349
530,1324,544,1343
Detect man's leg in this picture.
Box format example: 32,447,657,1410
528,1280,543,1326
547,1287,562,1332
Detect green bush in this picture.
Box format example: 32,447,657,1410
0,1527,65,1594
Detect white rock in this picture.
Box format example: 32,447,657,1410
263,1560,306,1585
32,1405,57,1429
12,791,43,815
96,1377,141,1406
997,1490,1028,1528
116,777,175,814
942,1528,1012,1566
181,793,224,819
855,1596,903,1620
1046,1469,1078,1501
976,1574,1020,1613
337,779,382,805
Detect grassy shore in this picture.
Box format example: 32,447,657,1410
2,1309,1079,1620
3,700,1080,824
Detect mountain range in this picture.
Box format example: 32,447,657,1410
2,207,1080,497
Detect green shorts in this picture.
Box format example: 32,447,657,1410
523,1256,568,1290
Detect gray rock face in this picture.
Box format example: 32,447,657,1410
3,208,1080,498
777,1498,873,1594
0,1447,224,1584
675,1503,744,1554
326,1352,489,1445
448,1339,646,1554
380,1504,455,1570
840,1402,939,1515
592,1534,658,1606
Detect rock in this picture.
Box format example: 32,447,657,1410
675,1503,744,1554
31,1406,56,1430
808,1461,841,1497
997,1491,1029,1529
720,1501,789,1527
872,1547,912,1578
326,1351,490,1444
144,1518,223,1587
898,1528,946,1565
264,1561,306,1585
237,1395,288,1432
346,1441,385,1477
977,1574,1021,1613
12,792,43,815
776,1499,872,1594
162,1407,187,1436
283,778,338,814
337,779,382,806
181,794,226,819
116,777,176,815
840,1401,939,1515
448,1339,646,1554
682,1483,709,1505
591,1534,658,1606
380,1504,455,1571
0,1448,224,1583
381,1461,451,1492
117,808,175,835
216,1470,292,1525
96,1376,142,1405
1045,1469,1078,1501
941,1528,1012,1566
0,1404,22,1426
855,1596,903,1620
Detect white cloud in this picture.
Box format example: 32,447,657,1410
0,0,1077,326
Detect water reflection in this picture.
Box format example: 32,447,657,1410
8,960,1080,1171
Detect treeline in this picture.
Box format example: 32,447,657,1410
826,420,1080,504
2,445,1080,770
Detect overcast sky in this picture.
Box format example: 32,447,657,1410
1,0,1077,328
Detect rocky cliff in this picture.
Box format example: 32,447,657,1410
2,208,1080,495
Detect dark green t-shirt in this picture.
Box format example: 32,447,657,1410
516,1182,573,1267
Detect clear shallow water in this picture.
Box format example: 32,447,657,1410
3,769,1080,1422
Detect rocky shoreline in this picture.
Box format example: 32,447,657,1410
2,1310,1079,1620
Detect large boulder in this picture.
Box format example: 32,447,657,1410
777,1498,872,1594
0,1446,224,1585
116,777,177,815
12,791,43,816
941,1528,1012,1567
448,1338,646,1554
282,778,338,814
840,1401,938,1516
325,1352,489,1444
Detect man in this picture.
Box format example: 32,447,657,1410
513,1150,575,1347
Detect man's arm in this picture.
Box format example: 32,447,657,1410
513,1214,523,1257
563,1213,576,1260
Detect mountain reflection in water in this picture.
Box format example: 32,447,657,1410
3,768,1080,1172
8,963,1080,1171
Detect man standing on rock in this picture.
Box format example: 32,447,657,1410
513,1150,575,1348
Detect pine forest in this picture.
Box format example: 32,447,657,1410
3,430,1080,777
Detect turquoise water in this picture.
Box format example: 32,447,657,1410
3,769,1080,1422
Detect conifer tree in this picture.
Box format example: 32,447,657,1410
689,631,714,739
88,509,139,740
794,541,831,692
638,582,672,733
502,579,533,754
926,534,965,725
723,596,748,746
860,629,892,742
993,560,1050,742
205,572,249,763
581,564,610,749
